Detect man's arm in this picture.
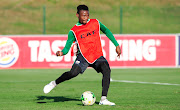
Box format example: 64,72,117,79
56,31,75,56
99,20,121,57
99,20,119,46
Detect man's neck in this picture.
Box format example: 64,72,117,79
76,19,90,26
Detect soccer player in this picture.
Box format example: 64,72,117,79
43,5,121,106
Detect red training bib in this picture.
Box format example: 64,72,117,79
71,19,103,64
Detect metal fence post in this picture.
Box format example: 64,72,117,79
120,6,123,34
43,5,46,34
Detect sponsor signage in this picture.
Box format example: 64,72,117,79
107,35,176,67
0,37,19,68
0,35,176,69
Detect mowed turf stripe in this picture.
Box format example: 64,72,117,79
111,79,180,86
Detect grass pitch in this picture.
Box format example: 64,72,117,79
0,68,180,110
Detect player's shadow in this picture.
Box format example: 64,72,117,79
36,96,80,103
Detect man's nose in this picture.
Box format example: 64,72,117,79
84,16,88,19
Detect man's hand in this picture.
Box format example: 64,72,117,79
56,51,63,56
116,46,121,58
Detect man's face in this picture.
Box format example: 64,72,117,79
76,10,89,24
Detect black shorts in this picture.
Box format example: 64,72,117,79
73,53,110,73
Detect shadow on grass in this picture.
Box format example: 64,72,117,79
76,101,100,106
36,96,80,104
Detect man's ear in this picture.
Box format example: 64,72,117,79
76,13,79,18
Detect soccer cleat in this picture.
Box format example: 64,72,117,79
43,81,56,94
99,99,115,106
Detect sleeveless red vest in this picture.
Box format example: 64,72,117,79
71,19,103,64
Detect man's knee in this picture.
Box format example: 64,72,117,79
101,62,111,75
70,64,82,77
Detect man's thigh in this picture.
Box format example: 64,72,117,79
73,53,89,73
91,56,110,73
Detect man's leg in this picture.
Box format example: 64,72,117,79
55,64,81,84
99,61,115,105
43,64,81,94
92,57,115,105
100,61,111,97
43,53,89,94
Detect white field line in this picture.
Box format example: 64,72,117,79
110,78,180,86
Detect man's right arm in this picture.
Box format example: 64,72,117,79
56,31,75,56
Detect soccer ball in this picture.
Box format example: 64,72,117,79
81,91,96,106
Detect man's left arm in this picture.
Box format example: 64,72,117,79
99,20,121,57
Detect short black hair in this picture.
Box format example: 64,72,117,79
77,5,89,14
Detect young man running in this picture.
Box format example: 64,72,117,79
43,5,121,106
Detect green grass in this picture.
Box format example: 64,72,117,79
0,0,180,34
0,68,180,110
